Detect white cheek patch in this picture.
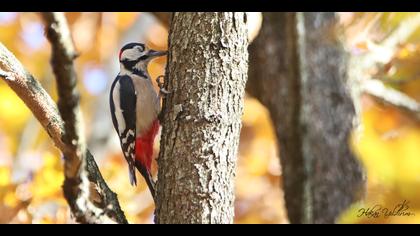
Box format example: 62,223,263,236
121,47,144,61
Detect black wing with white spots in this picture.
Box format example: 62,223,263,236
110,75,137,186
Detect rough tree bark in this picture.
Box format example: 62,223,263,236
155,12,248,224
248,12,365,223
0,12,127,224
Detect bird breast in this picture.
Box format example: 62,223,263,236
131,77,160,137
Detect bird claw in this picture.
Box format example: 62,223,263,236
156,75,170,123
156,75,165,86
160,88,170,95
156,75,170,96
149,174,157,201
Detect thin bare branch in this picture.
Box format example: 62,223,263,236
42,11,93,222
361,79,420,121
357,14,420,70
42,12,84,178
348,15,420,123
0,43,127,223
381,14,420,52
40,12,127,224
0,42,127,223
0,12,127,223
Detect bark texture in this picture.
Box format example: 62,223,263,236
156,12,248,224
248,12,365,223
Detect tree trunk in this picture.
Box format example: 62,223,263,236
248,12,365,224
155,12,248,224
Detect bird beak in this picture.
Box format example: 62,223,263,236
148,50,167,58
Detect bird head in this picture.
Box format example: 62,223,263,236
119,42,167,78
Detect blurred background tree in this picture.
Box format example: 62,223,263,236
0,12,420,224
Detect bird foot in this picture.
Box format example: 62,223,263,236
156,75,170,97
156,75,170,124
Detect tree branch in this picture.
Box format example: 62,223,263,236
39,12,127,224
363,14,420,67
0,44,65,149
348,14,420,123
41,12,84,180
0,13,127,223
247,12,365,223
361,79,420,121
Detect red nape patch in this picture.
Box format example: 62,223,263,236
135,120,160,171
119,49,123,61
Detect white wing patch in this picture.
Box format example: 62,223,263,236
112,81,126,135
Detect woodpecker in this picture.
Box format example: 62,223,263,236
110,42,166,199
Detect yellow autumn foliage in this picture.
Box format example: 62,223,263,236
1,12,420,224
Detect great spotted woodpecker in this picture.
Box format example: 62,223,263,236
110,42,166,199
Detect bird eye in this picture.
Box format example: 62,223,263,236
137,45,144,52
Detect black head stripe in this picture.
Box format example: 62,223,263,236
121,59,137,69
121,42,145,53
139,54,149,61
121,59,148,79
